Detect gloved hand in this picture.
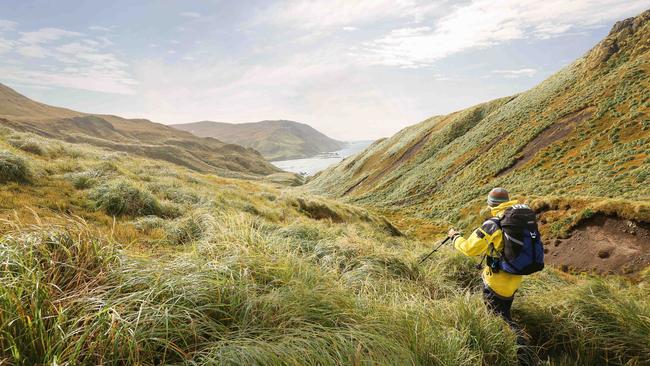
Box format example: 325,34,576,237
447,228,459,238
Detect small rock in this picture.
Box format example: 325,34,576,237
560,264,569,272
553,239,561,247
543,248,549,254
597,249,610,259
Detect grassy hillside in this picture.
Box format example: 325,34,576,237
172,120,346,161
1,125,648,365
0,84,279,177
307,11,650,231
1,10,649,366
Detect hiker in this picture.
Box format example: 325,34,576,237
447,188,544,344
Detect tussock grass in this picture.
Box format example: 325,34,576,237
64,170,103,189
1,114,648,365
90,180,162,217
0,151,31,184
517,274,650,365
166,209,217,245
288,196,403,236
0,218,120,365
2,208,648,365
0,215,519,365
7,137,47,155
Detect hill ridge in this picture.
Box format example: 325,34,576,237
0,83,279,176
172,119,346,161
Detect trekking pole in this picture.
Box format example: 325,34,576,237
418,236,452,265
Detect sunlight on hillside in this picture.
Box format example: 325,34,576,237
1,4,649,366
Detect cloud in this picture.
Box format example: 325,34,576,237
254,0,444,30
180,12,201,18
83,39,100,46
0,20,17,32
363,0,649,68
0,39,13,54
56,41,97,54
2,24,136,95
96,36,114,47
342,26,358,31
1,64,137,95
492,68,537,78
89,25,112,32
20,27,82,45
17,45,47,58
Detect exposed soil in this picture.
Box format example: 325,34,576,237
497,107,593,176
545,215,650,275
342,175,369,196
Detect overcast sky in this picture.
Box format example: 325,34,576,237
0,1,647,140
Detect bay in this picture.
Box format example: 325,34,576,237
271,140,374,176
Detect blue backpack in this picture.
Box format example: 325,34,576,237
490,204,544,275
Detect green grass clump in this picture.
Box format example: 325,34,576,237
8,137,47,155
0,219,120,365
0,151,31,184
517,275,650,365
165,210,216,245
72,174,96,189
65,171,100,189
90,180,162,217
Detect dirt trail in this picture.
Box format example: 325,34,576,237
545,215,650,275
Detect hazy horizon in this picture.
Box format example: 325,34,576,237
0,0,647,140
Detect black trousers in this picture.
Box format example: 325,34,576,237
482,285,514,323
483,285,536,365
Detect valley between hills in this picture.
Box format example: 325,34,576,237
0,9,649,366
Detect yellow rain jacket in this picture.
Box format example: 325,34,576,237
453,200,522,298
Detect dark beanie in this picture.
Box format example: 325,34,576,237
487,187,509,207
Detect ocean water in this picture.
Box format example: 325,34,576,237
271,140,374,176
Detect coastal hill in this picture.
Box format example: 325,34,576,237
172,120,346,161
0,83,279,177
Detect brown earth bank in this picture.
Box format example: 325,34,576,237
544,214,650,275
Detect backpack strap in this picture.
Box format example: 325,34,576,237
477,217,502,273
488,216,501,226
486,217,502,253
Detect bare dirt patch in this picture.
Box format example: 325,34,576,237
545,215,650,275
497,107,593,176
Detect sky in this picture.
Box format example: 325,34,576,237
0,1,647,140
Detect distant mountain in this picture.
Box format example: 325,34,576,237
172,120,347,161
0,83,279,177
308,10,650,218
